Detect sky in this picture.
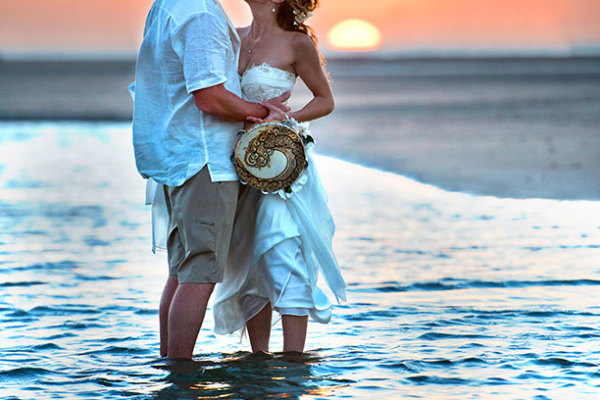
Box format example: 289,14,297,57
1,0,599,56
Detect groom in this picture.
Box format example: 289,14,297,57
132,0,287,359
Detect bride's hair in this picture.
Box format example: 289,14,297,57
276,0,326,66
276,0,318,41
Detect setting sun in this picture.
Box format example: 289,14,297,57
327,19,382,51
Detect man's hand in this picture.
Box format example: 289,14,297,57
193,83,273,123
247,102,288,124
246,91,291,124
266,91,291,112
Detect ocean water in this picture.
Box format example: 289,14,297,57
1,122,599,399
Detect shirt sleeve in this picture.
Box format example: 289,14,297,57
170,12,230,94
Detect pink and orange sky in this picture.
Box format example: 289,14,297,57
1,0,599,56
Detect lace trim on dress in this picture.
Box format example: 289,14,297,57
241,62,296,81
241,63,297,104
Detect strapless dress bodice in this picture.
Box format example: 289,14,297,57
241,63,296,103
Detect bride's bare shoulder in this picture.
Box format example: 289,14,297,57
288,31,320,59
287,30,315,45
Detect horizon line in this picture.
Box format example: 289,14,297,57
2,46,600,62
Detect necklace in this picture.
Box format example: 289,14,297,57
247,28,258,54
246,25,268,55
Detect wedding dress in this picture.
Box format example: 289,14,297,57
212,63,346,335
145,63,346,336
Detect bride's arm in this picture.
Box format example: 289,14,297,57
288,34,334,123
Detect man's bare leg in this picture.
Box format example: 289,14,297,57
167,282,215,359
159,275,179,357
246,303,272,352
282,315,308,352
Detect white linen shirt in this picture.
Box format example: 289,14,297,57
131,0,242,186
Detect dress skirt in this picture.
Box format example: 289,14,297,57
212,151,347,336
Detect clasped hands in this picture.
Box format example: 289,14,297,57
246,91,291,126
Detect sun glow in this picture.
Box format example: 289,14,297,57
327,19,382,51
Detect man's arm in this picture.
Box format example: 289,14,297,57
193,85,291,122
193,84,267,122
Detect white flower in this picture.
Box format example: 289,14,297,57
276,170,309,199
293,10,312,25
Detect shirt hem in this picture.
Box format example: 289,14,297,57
207,172,239,183
143,170,238,186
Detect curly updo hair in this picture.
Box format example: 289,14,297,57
276,0,320,46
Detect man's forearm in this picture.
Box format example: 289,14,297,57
213,90,269,122
193,85,268,122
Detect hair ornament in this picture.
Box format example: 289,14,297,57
288,3,312,25
295,11,312,24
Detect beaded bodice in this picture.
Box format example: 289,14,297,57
241,63,296,103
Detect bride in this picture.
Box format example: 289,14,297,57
212,0,346,352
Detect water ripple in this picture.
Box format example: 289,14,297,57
355,278,600,293
417,332,495,340
29,305,102,316
0,281,46,287
7,261,78,272
81,346,151,356
533,358,597,368
406,375,474,385
0,367,57,381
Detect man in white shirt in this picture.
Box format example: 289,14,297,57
131,0,286,359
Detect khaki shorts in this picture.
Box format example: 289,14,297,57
164,166,238,283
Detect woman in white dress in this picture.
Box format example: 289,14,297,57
212,0,346,353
